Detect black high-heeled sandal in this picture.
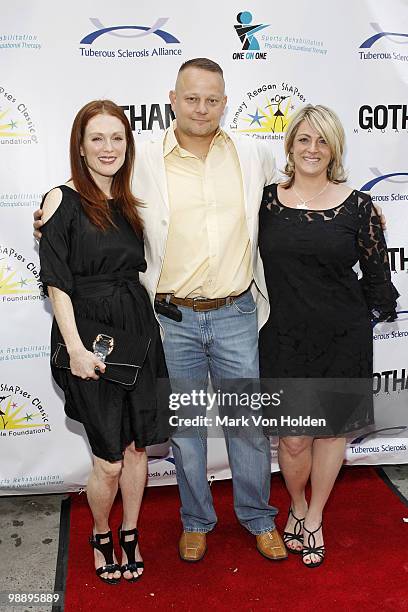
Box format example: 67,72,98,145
118,527,144,582
283,508,304,554
302,523,326,568
89,530,121,585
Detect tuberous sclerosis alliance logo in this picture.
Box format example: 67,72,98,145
79,17,181,59
348,426,407,456
360,168,408,194
359,23,408,62
350,427,407,445
229,82,306,138
0,385,50,436
0,245,43,302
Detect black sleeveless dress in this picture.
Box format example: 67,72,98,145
39,185,171,461
258,184,399,436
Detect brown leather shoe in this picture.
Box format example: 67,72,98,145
256,528,288,561
179,531,207,562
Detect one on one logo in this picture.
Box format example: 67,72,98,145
80,17,180,45
234,11,269,50
360,22,408,48
360,170,408,191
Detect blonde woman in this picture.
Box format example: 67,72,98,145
258,105,398,567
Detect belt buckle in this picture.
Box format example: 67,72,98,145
192,297,212,312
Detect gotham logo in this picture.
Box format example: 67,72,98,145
387,247,408,272
121,103,174,133
372,368,408,394
356,104,408,132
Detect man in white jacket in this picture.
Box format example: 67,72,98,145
134,58,287,562
33,57,287,563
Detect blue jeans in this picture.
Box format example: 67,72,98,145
158,290,278,535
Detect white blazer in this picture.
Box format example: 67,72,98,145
132,130,278,331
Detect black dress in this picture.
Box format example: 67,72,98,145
39,185,171,461
258,184,399,435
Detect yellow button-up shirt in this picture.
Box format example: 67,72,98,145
157,122,252,298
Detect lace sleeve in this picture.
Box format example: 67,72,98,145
357,194,399,322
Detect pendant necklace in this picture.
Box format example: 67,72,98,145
292,182,329,209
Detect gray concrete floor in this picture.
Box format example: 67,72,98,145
0,465,407,612
0,494,65,612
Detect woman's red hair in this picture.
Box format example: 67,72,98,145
70,99,142,234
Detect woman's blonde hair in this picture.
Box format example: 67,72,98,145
282,104,347,188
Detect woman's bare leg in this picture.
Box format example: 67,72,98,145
303,437,346,564
278,437,313,551
87,456,122,580
118,443,148,579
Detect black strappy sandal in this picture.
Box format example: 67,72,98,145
283,508,304,554
302,523,326,568
89,530,121,585
118,527,144,582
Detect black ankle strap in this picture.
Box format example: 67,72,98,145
92,530,113,543
119,527,138,537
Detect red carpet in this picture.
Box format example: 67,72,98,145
63,467,408,612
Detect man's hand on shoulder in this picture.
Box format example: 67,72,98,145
33,187,62,240
373,202,387,230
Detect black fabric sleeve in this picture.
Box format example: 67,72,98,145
357,194,399,321
39,190,75,297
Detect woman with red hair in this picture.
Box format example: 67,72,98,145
39,100,170,585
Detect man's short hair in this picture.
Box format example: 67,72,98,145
178,58,224,79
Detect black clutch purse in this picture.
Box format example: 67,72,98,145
51,317,151,387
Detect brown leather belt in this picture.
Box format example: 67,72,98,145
155,291,247,312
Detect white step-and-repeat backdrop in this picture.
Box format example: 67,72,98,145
1,1,407,494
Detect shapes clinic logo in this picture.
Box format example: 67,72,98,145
234,11,269,50
0,395,43,430
245,95,293,132
0,108,29,139
360,22,408,48
80,17,180,45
